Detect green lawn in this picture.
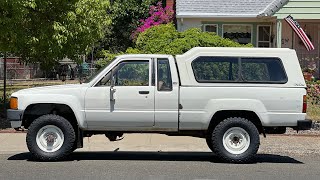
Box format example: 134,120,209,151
0,80,78,105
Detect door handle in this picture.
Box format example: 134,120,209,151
139,91,149,94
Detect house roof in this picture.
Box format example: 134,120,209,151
176,0,289,18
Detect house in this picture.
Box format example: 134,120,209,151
0,57,36,79
166,0,320,76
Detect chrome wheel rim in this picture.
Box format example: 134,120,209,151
36,125,64,152
222,127,250,155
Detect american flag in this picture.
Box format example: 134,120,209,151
284,15,315,51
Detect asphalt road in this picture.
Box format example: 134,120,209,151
1,152,320,180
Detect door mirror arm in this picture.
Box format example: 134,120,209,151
111,69,115,87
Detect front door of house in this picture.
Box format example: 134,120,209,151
257,25,271,48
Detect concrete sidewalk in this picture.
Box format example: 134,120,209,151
0,133,319,156
0,133,210,154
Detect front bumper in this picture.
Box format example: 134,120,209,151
293,120,313,130
7,109,24,128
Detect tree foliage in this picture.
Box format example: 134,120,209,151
0,0,110,70
100,0,158,53
135,23,252,55
95,23,252,69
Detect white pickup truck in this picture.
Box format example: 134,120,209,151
7,47,312,163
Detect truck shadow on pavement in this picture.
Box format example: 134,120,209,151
8,151,303,164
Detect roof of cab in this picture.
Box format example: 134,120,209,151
117,54,172,59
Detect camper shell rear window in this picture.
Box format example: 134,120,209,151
191,56,288,83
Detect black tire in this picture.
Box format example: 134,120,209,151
211,117,260,163
206,135,214,152
26,114,76,161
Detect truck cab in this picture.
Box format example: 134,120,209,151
84,55,180,131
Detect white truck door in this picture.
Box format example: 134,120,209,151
154,57,179,131
85,59,155,129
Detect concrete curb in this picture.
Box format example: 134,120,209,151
0,128,26,133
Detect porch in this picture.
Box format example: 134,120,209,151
279,20,320,78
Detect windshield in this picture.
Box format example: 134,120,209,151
84,57,117,83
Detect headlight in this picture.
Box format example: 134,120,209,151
10,97,18,110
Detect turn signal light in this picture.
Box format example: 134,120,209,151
10,97,18,110
302,95,307,113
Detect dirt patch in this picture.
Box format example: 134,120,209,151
284,122,320,136
259,135,320,156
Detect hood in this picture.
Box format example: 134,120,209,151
13,83,89,96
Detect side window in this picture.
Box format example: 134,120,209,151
115,61,149,86
241,58,287,82
96,71,112,87
157,58,172,91
96,60,149,86
192,56,239,82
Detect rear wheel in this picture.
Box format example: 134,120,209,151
209,117,260,163
26,114,76,161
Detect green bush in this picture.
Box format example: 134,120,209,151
96,23,252,69
0,91,12,111
135,23,252,54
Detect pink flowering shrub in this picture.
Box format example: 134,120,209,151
131,1,174,40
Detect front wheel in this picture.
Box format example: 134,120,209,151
26,114,76,161
209,117,260,163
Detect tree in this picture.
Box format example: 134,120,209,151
95,23,252,69
0,1,25,53
135,23,252,55
0,0,111,70
100,0,158,53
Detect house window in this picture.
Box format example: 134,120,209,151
223,24,252,45
203,24,218,34
257,25,271,47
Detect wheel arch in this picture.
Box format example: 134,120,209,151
207,110,264,134
22,103,81,129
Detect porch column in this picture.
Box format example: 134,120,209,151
276,19,282,48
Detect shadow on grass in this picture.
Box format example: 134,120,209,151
7,151,303,164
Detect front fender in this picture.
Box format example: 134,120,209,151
17,94,87,129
